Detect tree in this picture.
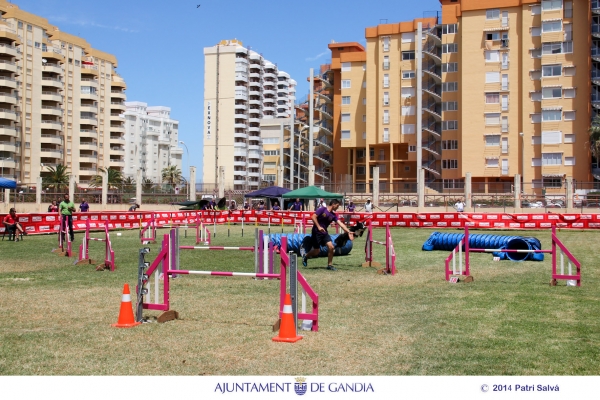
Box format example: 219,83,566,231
90,167,123,189
589,114,600,162
123,176,135,185
42,164,70,192
161,165,183,185
142,177,155,193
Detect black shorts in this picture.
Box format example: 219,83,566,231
311,232,332,249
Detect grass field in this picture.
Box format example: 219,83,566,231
1,224,599,376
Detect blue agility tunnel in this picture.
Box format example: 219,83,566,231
422,232,543,261
269,233,354,257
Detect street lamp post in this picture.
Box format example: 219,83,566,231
179,141,190,199
519,132,524,194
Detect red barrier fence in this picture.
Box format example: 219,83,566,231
2,210,600,235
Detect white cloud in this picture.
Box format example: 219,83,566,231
47,15,139,33
305,51,328,62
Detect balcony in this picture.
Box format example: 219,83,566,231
263,97,275,103
234,170,248,177
248,126,260,132
234,160,246,167
0,141,16,153
234,142,248,149
249,89,261,97
109,135,125,143
109,159,125,167
248,171,260,177
0,158,16,169
42,64,62,74
234,179,247,185
42,77,64,89
110,91,126,100
110,113,124,121
234,113,248,120
79,155,97,163
80,116,97,126
263,72,277,79
249,80,261,88
79,141,98,151
234,123,247,129
234,103,248,111
0,125,17,137
78,168,97,176
0,76,17,89
41,134,63,145
40,148,64,159
80,105,98,114
110,125,125,133
41,105,63,117
263,89,276,96
41,120,63,130
0,93,16,105
0,60,17,74
110,146,125,154
41,91,63,103
81,65,99,76
81,78,98,87
81,92,98,101
234,132,248,140
248,144,260,151
111,77,127,89
235,90,248,100
110,102,126,112
0,43,19,57
0,108,17,121
263,106,275,112
80,129,97,138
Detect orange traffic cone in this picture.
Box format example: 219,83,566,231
272,293,302,343
111,284,141,328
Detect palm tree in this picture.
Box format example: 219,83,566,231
142,177,155,193
161,165,183,185
589,114,600,162
90,167,123,189
123,176,135,185
42,164,70,192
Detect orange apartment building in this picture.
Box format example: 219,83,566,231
330,0,591,194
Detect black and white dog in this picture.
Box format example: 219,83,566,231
334,221,366,249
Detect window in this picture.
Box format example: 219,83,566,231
531,113,542,123
363,115,366,122
486,9,500,20
363,98,367,105
530,48,542,58
542,87,561,98
341,113,351,122
564,134,575,143
383,110,390,123
442,101,458,111
402,71,415,79
383,92,389,106
542,110,561,121
542,153,562,165
357,149,366,158
442,62,458,73
564,111,575,121
402,51,415,60
401,32,415,43
531,27,541,37
383,56,390,70
565,157,575,166
383,74,389,88
542,42,572,55
357,166,366,175
485,72,500,83
531,5,541,15
486,158,499,167
530,70,542,80
401,106,415,116
542,0,562,11
442,140,458,150
408,145,416,152
362,82,367,88
442,44,458,53
370,148,375,158
442,121,458,130
382,36,390,52
485,135,501,146
402,124,416,134
383,129,389,142
485,113,501,125
27,24,32,31
486,32,501,41
341,130,351,139
543,177,563,188
542,64,561,77
362,132,366,139
485,93,500,104
442,82,458,92
342,80,351,89
563,88,575,98
564,1,572,18
442,24,457,35
564,66,576,76
342,96,351,105
542,131,562,144
18,21,23,28
542,21,562,33
341,62,351,72
485,50,500,62
442,159,458,169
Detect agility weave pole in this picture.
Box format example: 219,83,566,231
52,215,73,257
362,220,397,275
445,225,581,286
75,218,116,271
135,230,320,330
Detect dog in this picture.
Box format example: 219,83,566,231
334,221,366,249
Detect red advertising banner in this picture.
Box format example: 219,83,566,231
2,210,599,235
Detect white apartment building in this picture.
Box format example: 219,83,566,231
203,39,296,190
123,101,182,184
0,0,128,187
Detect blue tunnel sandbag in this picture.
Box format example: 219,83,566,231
422,231,544,261
269,233,353,257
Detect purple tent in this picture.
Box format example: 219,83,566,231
244,186,291,198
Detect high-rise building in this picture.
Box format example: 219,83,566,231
330,0,591,193
202,39,296,190
123,102,182,184
0,0,128,187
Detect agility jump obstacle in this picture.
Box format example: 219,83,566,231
134,229,319,331
76,218,116,271
362,220,397,275
140,213,157,244
445,225,581,286
52,216,73,257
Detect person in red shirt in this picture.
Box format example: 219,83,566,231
3,208,27,240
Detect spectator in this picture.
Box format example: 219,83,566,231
3,208,27,240
454,198,465,213
229,200,237,210
272,201,281,211
243,201,250,210
79,198,90,212
289,198,303,211
48,200,58,213
257,200,265,211
59,193,76,242
364,198,375,213
128,203,140,212
318,198,327,208
209,198,217,210
347,201,356,213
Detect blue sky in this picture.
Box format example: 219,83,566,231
15,0,442,181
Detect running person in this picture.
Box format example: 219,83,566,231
302,199,353,271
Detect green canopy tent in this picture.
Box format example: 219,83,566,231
282,186,343,200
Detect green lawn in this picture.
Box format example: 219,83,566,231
0,225,599,375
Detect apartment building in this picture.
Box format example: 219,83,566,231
0,0,128,187
202,39,296,190
330,0,590,193
123,102,182,184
